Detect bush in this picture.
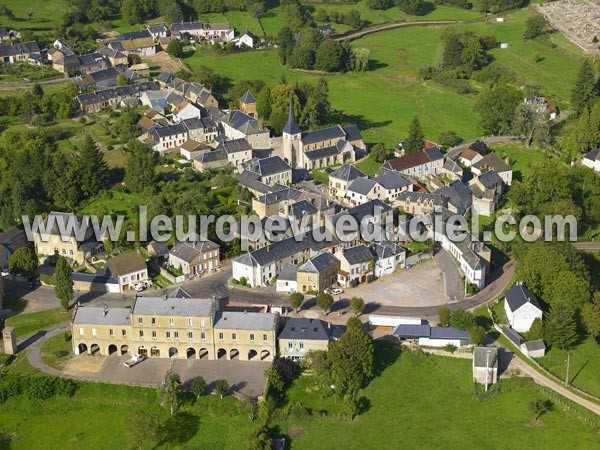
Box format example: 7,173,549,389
449,310,475,330
444,344,457,353
232,278,240,285
239,276,247,287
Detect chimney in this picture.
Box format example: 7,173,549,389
103,304,108,316
258,119,264,131
163,294,168,301
266,244,270,253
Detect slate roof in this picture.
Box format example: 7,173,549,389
298,252,339,274
477,170,503,189
304,145,341,161
384,147,443,172
0,228,28,253
150,122,187,139
473,346,498,368
371,241,404,260
240,90,256,104
170,286,192,298
301,125,346,145
107,252,146,276
278,263,299,281
169,239,219,263
436,180,472,215
347,177,378,196
342,245,373,265
283,99,301,135
221,109,264,134
247,156,291,177
344,199,393,222
289,199,319,218
505,284,541,312
218,138,252,154
237,170,270,194
148,23,168,34
213,311,277,331
523,339,546,352
472,153,511,173
397,191,446,207
0,41,40,57
394,324,470,341
374,171,411,190
393,324,432,338
116,30,152,41
133,296,213,317
502,326,525,346
73,306,131,326
443,158,462,174
584,148,600,162
278,318,332,341
329,164,365,182
155,72,176,84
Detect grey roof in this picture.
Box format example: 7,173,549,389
116,30,152,41
473,153,511,172
584,148,600,162
347,177,378,195
150,122,187,139
330,164,365,182
289,199,319,218
342,245,373,265
133,296,213,317
213,311,276,331
393,324,432,338
473,346,498,368
334,199,393,226
248,156,291,177
148,23,168,33
301,125,346,145
218,138,252,154
424,146,443,161
502,326,525,346
169,239,218,263
443,158,462,174
394,324,470,341
397,191,446,207
374,171,411,190
156,72,176,84
278,263,299,281
436,180,472,215
477,170,503,189
342,125,362,142
0,41,40,58
73,306,131,326
283,98,301,135
430,326,470,340
371,241,405,260
0,228,28,252
505,284,541,312
237,170,270,194
298,252,339,274
523,339,546,352
221,110,264,135
304,145,341,161
240,90,256,104
196,148,226,163
278,318,331,341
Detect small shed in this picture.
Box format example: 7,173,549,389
520,340,546,358
500,43,509,49
473,346,498,386
369,314,423,331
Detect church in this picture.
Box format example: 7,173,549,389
282,100,366,170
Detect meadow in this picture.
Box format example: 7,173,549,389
271,345,600,449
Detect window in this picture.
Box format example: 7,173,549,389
200,319,205,327
201,332,206,340
69,249,73,256
139,330,144,337
169,317,174,326
188,318,192,326
288,342,293,349
219,332,224,340
151,317,156,325
174,331,179,339
250,333,255,341
91,328,97,336
79,327,84,335
138,317,143,325
152,331,157,338
123,276,128,283
263,334,268,342
166,331,171,338
232,333,237,341
299,342,304,350
109,329,114,336
122,329,127,337
187,331,193,339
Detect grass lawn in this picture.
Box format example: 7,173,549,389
491,142,552,182
41,332,73,370
538,336,600,398
0,0,69,30
354,156,381,175
272,344,600,448
78,190,147,219
0,382,256,449
5,308,70,339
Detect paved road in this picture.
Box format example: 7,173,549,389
573,242,600,251
335,20,464,42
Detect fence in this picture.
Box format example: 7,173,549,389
159,267,186,284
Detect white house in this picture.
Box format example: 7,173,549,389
373,171,412,204
105,253,148,292
582,148,600,173
172,100,202,122
275,263,299,293
328,164,366,200
381,147,444,179
370,241,405,277
520,340,546,358
148,123,188,154
337,245,374,288
345,178,381,206
368,315,422,330
504,283,543,333
233,31,258,48
394,324,471,347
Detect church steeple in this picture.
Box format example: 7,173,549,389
282,98,301,136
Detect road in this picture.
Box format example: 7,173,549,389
573,242,600,251
335,20,464,42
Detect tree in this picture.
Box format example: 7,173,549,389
346,316,363,330
317,293,334,315
438,130,462,148
124,141,157,194
438,306,451,327
398,0,425,15
370,143,388,163
405,116,424,153
121,0,144,25
240,394,258,421
128,54,141,65
328,325,374,396
247,425,271,450
314,39,343,72
55,256,74,310
581,292,600,338
352,48,370,71
161,370,181,415
165,0,183,23
469,325,486,345
545,302,578,386
449,310,475,330
513,103,539,148
530,399,553,423
350,297,365,316
166,39,183,58
215,379,229,399
78,134,108,199
475,84,521,135
256,86,272,119
572,59,598,115
191,376,207,399
290,292,304,312
524,13,547,40
525,317,545,341
8,246,37,276
366,0,394,9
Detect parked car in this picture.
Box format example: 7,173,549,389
331,288,344,295
123,354,146,368
133,283,146,292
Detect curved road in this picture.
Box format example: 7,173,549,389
335,20,465,42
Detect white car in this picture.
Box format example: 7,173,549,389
132,283,146,292
331,288,344,295
123,354,146,368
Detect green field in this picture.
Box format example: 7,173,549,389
5,308,69,338
539,336,600,398
184,9,582,147
0,0,69,30
272,345,600,448
491,143,551,181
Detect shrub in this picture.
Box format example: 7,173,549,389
449,310,475,330
239,276,247,287
444,344,457,353
232,278,240,285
